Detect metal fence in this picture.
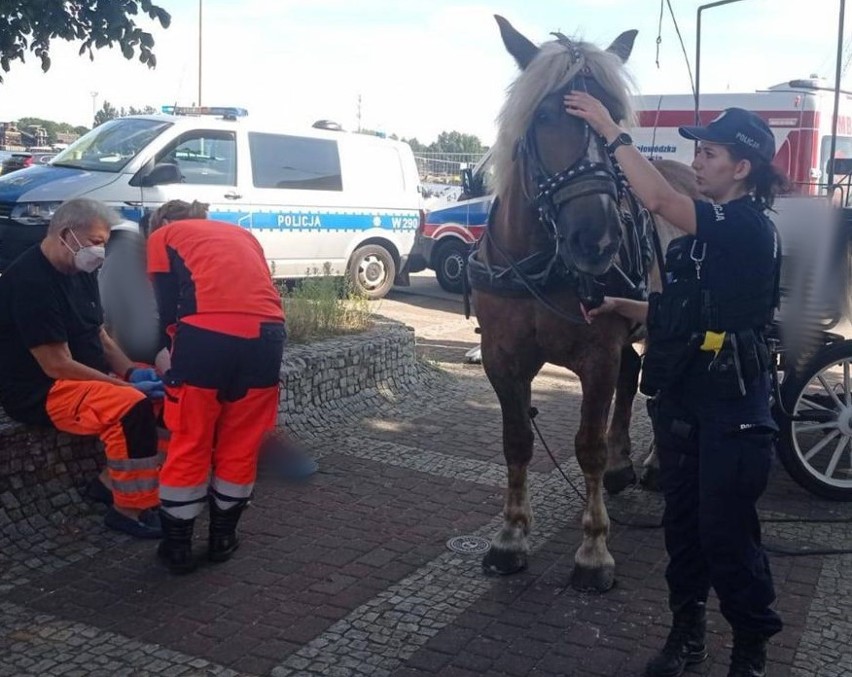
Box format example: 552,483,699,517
414,152,487,185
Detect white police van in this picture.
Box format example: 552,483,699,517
0,106,424,298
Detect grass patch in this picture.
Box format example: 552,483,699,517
280,265,373,343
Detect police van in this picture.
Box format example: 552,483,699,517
0,106,424,298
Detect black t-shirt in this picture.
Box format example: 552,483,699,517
692,195,780,329
0,245,109,425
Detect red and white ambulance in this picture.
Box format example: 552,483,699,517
634,77,852,194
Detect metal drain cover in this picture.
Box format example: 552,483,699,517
447,535,491,554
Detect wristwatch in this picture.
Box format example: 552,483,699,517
607,132,633,154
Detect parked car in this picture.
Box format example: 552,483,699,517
1,152,57,175
0,151,12,175
0,108,423,298
409,151,493,293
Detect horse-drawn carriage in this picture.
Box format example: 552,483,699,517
769,190,852,501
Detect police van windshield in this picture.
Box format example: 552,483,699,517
52,118,172,173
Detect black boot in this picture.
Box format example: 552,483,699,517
728,631,767,677
156,510,197,574
645,600,708,677
208,498,246,563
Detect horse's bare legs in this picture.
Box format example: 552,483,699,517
481,361,541,575
572,358,619,591
604,344,641,494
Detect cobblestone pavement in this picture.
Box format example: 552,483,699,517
2,275,852,676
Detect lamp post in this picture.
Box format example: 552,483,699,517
198,0,203,107
696,0,846,190
826,0,846,189
90,91,98,127
695,0,749,125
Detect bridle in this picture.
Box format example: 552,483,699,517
475,37,653,324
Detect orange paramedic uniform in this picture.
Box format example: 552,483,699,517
147,219,285,519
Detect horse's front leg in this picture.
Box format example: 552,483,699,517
604,344,640,494
481,367,538,575
572,357,620,592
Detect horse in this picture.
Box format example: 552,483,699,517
470,15,699,592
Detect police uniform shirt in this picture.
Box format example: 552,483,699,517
0,245,109,425
693,195,779,329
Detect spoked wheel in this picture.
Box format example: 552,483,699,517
778,339,852,500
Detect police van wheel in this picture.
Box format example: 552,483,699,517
778,340,852,501
348,244,396,300
434,240,468,294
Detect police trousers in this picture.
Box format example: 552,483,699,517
160,320,285,520
651,363,783,638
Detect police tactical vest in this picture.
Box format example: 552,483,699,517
647,232,779,343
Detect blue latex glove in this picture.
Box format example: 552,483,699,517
131,379,165,400
128,367,159,384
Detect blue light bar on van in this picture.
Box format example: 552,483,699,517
160,105,248,118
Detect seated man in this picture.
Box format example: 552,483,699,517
0,198,164,538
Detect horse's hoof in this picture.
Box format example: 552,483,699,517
640,465,661,492
571,562,615,592
482,547,527,576
603,465,636,495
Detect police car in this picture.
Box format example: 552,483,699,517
408,152,492,293
0,106,424,299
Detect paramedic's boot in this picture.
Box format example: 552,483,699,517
156,511,197,575
645,600,708,677
208,497,247,562
727,631,767,677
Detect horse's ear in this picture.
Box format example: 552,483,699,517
606,29,638,62
495,15,539,70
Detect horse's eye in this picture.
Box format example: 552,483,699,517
535,109,549,123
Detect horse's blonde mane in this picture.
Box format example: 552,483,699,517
493,38,636,199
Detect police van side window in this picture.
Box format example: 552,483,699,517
249,132,342,191
155,130,237,186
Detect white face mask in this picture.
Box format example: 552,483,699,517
62,229,106,273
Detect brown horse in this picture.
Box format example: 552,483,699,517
472,16,698,591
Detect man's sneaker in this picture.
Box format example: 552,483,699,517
104,507,162,539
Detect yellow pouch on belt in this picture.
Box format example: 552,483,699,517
700,330,725,353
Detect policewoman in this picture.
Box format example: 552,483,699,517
565,91,789,677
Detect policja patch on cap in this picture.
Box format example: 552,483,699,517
678,107,776,163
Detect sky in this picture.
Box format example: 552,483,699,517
0,0,848,145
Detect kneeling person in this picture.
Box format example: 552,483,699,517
0,199,163,538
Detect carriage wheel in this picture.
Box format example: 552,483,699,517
778,339,852,501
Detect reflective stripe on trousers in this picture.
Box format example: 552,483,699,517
46,380,160,510
160,483,209,520
159,384,277,519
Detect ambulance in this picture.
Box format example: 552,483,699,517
634,77,852,194
411,77,852,294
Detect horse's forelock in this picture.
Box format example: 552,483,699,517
492,38,636,200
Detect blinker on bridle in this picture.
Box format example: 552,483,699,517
508,34,646,311
520,35,624,239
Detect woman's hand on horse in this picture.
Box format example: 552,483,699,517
587,296,620,319
564,92,621,142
